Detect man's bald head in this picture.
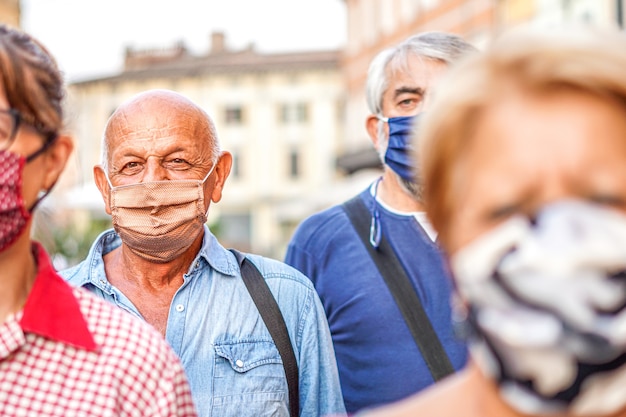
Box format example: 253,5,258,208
100,89,220,172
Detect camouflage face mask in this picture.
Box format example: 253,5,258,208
451,200,626,416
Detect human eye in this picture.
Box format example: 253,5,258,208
587,193,626,209
0,113,13,145
119,160,143,175
0,124,10,143
485,203,524,223
164,157,191,170
396,96,420,111
394,87,425,112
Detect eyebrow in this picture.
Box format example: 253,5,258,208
393,86,425,99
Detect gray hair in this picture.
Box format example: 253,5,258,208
365,31,477,115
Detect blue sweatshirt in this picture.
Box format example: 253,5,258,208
284,185,468,413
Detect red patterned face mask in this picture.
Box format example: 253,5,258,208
0,141,55,252
0,150,31,251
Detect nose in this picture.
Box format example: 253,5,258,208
142,157,169,182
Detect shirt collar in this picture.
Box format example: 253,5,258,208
19,242,98,351
195,225,239,276
83,229,121,291
81,226,239,285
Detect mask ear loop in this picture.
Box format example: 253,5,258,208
200,160,217,184
368,116,387,249
369,176,383,248
200,160,219,217
103,168,115,191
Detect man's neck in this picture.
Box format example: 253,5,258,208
376,170,425,213
103,236,204,337
105,236,203,290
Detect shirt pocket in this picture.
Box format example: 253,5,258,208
212,340,288,417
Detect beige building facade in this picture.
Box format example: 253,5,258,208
340,0,625,164
63,34,345,258
0,0,19,28
52,0,625,263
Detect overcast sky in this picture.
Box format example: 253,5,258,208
21,0,347,82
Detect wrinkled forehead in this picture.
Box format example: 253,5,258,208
106,96,209,145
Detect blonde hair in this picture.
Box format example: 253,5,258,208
417,26,626,246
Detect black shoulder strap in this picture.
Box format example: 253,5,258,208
342,195,455,381
229,249,299,417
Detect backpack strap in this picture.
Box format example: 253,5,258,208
342,195,455,381
229,249,299,417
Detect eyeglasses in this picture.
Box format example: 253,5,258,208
0,108,56,151
0,109,20,151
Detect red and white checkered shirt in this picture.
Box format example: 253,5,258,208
0,243,197,416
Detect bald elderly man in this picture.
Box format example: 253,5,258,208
62,89,345,417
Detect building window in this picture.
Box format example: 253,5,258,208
280,103,308,124
225,106,244,125
289,150,299,179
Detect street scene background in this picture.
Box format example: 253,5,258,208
1,0,624,266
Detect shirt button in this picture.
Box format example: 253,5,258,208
175,304,185,312
235,359,244,368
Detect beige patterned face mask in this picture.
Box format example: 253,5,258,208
105,164,215,263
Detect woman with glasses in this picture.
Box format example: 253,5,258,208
0,24,197,416
359,26,626,417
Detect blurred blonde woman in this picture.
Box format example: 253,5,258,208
0,24,196,416
359,27,626,417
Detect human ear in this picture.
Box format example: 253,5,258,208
42,134,73,190
209,151,232,204
93,165,112,215
366,114,385,151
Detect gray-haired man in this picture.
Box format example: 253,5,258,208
285,32,476,413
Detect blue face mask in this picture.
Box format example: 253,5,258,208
379,114,420,181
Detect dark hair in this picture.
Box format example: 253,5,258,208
0,24,64,138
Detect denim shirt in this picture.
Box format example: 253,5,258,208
61,226,345,417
